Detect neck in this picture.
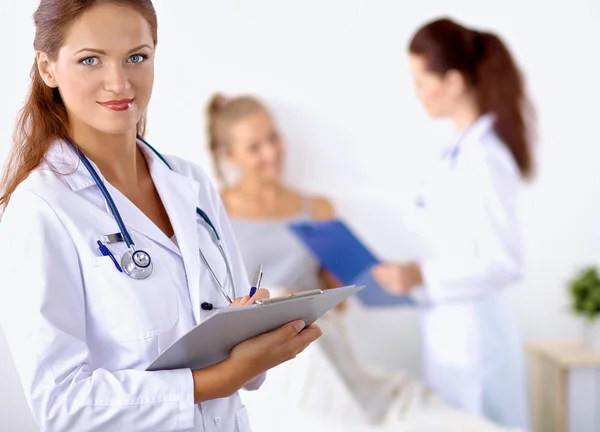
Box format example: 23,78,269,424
451,98,481,133
70,125,145,188
235,177,283,206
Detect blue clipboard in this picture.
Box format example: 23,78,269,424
289,219,414,307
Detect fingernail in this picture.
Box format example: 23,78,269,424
293,321,305,332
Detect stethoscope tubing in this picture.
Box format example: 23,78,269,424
64,135,235,303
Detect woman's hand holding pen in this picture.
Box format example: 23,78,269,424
228,264,269,307
227,262,322,379
228,288,270,307
191,263,322,404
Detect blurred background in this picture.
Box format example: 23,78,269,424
1,0,599,431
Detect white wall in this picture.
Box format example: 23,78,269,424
1,1,599,430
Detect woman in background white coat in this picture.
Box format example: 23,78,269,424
0,1,321,431
372,18,535,430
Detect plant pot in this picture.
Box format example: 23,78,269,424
583,318,600,351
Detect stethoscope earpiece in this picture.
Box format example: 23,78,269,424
201,302,215,311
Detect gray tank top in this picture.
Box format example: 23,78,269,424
229,199,322,293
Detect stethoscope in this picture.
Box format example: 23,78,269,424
64,136,236,307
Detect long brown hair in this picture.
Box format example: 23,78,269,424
0,0,158,211
205,92,269,183
409,18,535,179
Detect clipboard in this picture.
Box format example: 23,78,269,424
146,284,363,371
288,219,414,307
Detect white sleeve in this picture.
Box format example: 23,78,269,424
204,180,266,391
0,191,196,432
419,151,523,303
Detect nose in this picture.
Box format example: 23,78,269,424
260,145,279,164
103,63,131,94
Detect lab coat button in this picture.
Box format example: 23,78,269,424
214,417,219,425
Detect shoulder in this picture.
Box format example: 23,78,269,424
485,134,518,174
4,166,73,216
465,130,520,183
0,182,64,237
309,194,335,220
463,132,521,205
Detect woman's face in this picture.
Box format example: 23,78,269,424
409,54,464,118
227,111,284,184
37,3,155,137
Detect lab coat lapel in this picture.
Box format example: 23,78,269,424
148,157,203,325
46,139,204,323
43,140,180,255
408,114,496,231
104,183,180,255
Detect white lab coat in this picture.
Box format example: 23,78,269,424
0,140,264,432
405,114,530,430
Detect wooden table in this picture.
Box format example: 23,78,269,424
527,341,600,432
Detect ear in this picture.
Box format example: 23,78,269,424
36,51,58,88
444,69,468,98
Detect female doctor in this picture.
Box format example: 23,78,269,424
0,1,321,431
372,18,535,430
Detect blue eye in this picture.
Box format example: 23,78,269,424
128,54,147,64
81,57,99,66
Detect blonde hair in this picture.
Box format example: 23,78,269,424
206,92,269,182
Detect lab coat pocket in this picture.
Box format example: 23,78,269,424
235,405,252,431
89,246,179,342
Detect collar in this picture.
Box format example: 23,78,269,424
456,112,495,148
442,112,496,160
42,138,204,271
42,137,174,192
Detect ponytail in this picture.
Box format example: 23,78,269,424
409,18,535,179
475,32,534,178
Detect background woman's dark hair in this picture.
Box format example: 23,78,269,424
0,0,158,211
409,17,535,179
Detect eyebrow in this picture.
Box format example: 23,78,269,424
73,44,153,55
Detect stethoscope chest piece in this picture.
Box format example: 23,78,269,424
121,249,153,280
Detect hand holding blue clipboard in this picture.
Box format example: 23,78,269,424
288,219,414,307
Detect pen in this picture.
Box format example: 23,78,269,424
96,240,123,272
249,265,263,297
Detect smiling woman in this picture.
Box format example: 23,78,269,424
0,1,158,207
0,1,322,432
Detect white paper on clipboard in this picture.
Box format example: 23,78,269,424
146,284,364,372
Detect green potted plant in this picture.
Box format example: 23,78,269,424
568,265,600,350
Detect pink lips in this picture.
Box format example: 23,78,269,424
98,99,134,111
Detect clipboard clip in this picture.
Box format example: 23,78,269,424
255,289,323,305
